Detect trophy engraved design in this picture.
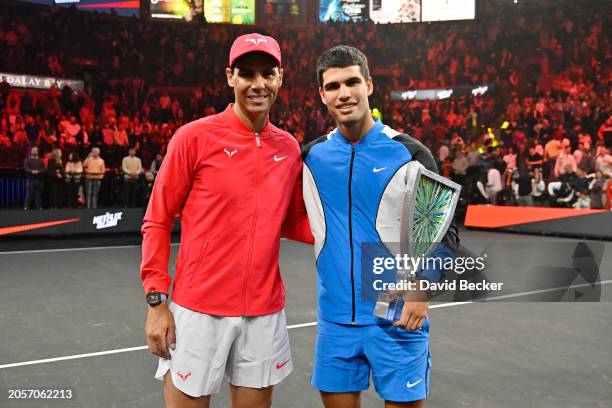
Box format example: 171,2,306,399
373,162,461,321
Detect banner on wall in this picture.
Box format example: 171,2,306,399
0,72,84,92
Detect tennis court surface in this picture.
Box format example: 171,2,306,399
1,230,611,407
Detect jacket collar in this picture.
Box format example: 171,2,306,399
332,119,384,147
222,104,272,134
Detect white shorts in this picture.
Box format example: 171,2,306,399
155,302,292,397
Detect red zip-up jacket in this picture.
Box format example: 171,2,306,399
140,104,309,316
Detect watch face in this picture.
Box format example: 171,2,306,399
147,292,160,305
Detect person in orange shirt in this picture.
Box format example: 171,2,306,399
83,147,106,208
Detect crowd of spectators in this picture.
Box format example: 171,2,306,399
0,0,610,209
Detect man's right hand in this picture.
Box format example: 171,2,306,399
145,302,176,359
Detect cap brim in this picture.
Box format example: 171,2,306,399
230,51,281,69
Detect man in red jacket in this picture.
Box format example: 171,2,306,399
140,33,303,408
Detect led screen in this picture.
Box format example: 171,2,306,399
369,0,420,24
421,0,475,22
320,0,368,23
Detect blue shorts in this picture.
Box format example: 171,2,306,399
311,318,431,402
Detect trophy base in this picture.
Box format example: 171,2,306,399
373,293,404,322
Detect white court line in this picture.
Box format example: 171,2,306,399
0,346,149,369
1,280,610,370
480,279,612,301
286,321,317,330
0,322,319,369
430,279,612,307
0,243,181,255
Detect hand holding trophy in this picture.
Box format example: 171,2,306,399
373,161,461,324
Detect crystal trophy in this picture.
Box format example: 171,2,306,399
373,162,461,321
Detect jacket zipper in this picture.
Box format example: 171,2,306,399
348,145,356,324
241,132,262,315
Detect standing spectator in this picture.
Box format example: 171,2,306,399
23,146,46,210
437,143,450,166
554,145,578,178
502,146,518,190
544,133,562,178
122,147,143,207
574,142,594,173
452,149,468,185
513,166,534,206
588,171,607,209
477,162,503,204
150,152,164,179
531,167,546,205
595,146,612,177
527,141,544,169
65,152,83,207
0,76,10,109
47,148,65,208
83,147,106,209
466,142,481,178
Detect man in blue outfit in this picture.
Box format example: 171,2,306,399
291,45,459,408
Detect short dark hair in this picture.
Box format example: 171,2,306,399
316,45,370,87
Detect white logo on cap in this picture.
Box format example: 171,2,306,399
245,38,267,45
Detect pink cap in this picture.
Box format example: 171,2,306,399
229,33,281,68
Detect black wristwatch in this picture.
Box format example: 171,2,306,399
146,292,168,306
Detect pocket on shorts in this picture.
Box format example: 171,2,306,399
371,323,429,368
240,311,290,362
171,303,217,361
